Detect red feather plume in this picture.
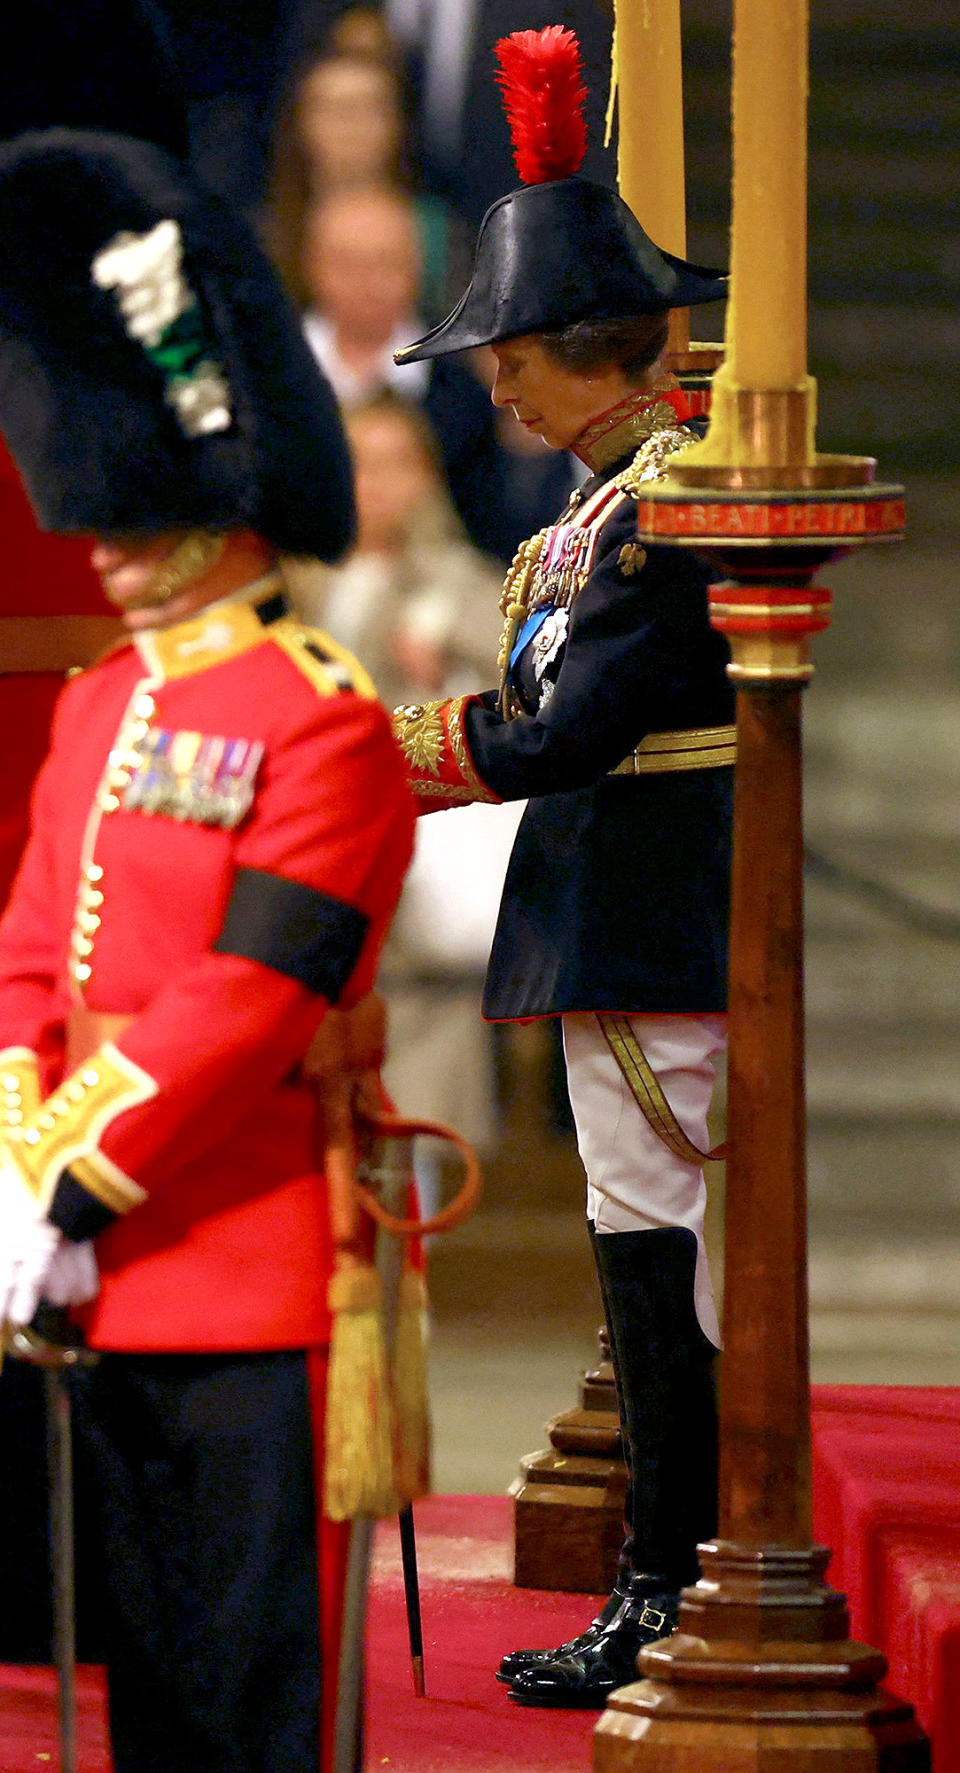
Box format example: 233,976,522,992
494,26,588,185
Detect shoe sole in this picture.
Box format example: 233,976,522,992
508,1688,609,1709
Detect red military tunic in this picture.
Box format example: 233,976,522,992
0,577,415,1352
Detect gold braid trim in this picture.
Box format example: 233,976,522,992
496,529,549,719
11,1040,156,1211
596,1015,728,1165
446,698,500,804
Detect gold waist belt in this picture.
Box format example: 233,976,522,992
609,723,737,776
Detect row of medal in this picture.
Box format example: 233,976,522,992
536,519,600,608
122,726,264,829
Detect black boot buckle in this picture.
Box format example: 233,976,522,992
638,1605,669,1636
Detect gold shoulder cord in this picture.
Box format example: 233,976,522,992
496,529,549,720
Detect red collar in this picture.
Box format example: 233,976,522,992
572,379,693,472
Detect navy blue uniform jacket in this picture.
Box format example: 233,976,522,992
394,426,735,1020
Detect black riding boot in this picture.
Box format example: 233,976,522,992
508,1225,718,1707
496,1222,634,1685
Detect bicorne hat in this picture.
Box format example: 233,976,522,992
0,4,353,561
398,28,726,366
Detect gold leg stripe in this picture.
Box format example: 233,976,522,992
596,1015,727,1166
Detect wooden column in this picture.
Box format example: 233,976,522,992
594,478,928,1771
721,683,810,1554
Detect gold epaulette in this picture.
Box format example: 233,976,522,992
613,424,697,499
269,616,378,701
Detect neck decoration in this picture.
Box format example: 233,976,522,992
572,378,693,472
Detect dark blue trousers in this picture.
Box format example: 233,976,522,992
71,1351,323,1773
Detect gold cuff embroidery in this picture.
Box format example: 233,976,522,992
14,1041,157,1211
69,1151,148,1217
393,700,446,775
392,698,500,808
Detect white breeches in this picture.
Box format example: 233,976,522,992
561,1012,727,1348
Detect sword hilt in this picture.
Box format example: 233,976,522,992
2,1304,99,1368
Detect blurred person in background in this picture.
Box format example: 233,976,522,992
288,391,518,1202
264,32,471,326
384,0,616,226
299,181,539,561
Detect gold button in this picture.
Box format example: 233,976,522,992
86,864,104,883
75,963,93,984
87,891,105,908
128,720,151,742
65,1082,85,1103
5,1109,23,1125
81,1069,100,1088
38,1113,56,1130
49,1099,69,1117
74,938,94,958
23,1129,41,1145
2,1074,20,1091
81,914,102,933
4,1089,20,1106
134,694,156,718
100,793,120,813
110,770,131,788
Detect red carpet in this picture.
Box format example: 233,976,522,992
812,1384,960,1773
0,1496,600,1773
7,1394,960,1772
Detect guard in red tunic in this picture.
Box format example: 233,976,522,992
0,94,413,1773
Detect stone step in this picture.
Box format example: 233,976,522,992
808,1121,960,1215
805,940,960,1022
806,1027,960,1119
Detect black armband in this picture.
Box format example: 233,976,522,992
213,867,369,998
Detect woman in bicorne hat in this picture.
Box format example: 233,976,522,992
392,27,733,1709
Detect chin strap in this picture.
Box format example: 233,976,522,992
141,530,226,608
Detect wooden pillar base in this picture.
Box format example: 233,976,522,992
511,1336,628,1593
594,1543,930,1772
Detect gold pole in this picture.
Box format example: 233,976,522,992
685,0,817,469
613,0,687,257
611,0,721,374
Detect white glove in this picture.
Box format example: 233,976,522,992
44,1237,99,1309
0,1154,98,1327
